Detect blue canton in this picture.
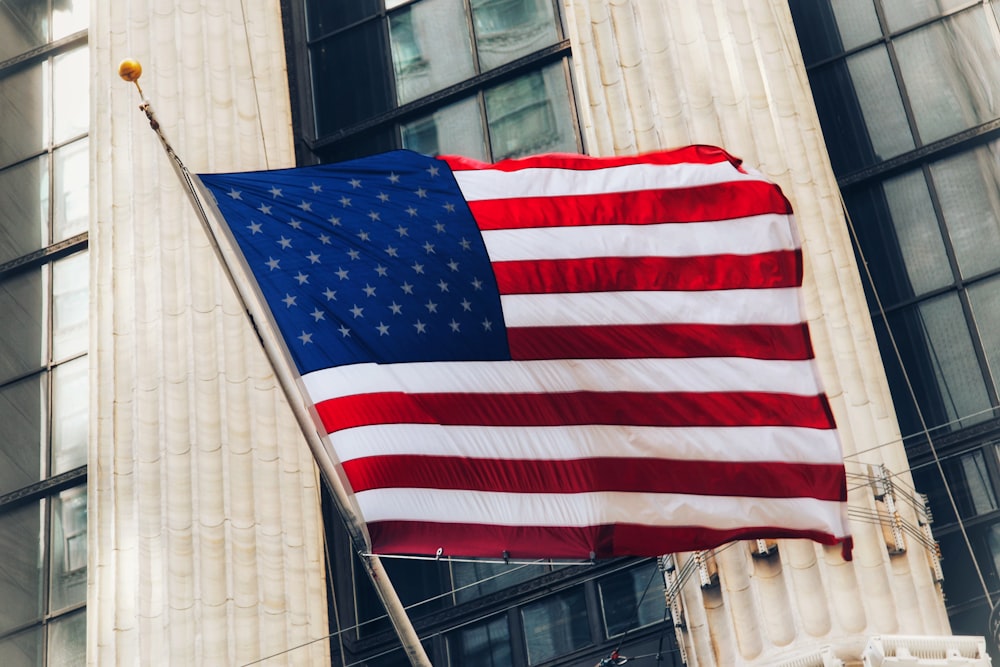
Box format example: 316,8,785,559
199,151,510,375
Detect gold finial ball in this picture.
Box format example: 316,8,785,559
118,58,143,82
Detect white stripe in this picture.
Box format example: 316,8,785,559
301,357,822,402
329,424,844,465
500,288,803,327
453,161,767,201
355,488,847,534
481,215,797,261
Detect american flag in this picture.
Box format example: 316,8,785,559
198,146,851,559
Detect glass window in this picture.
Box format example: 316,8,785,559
521,586,591,664
305,0,380,39
485,63,576,160
0,374,45,495
471,0,560,71
51,356,88,474
0,62,48,168
451,559,550,603
882,0,977,33
788,0,881,65
389,0,475,105
894,9,1000,145
0,156,48,265
52,251,89,361
929,142,1000,280
969,276,1000,394
446,614,511,666
45,609,85,667
599,562,666,637
49,487,87,612
53,48,89,143
0,626,42,667
52,0,88,40
402,96,488,159
0,502,43,634
53,138,89,242
0,267,45,384
0,0,47,60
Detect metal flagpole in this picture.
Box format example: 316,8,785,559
117,59,432,667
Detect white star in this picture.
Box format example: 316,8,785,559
363,284,377,297
414,320,427,334
427,164,440,177
425,300,438,313
269,186,282,198
350,304,364,318
338,325,351,337
433,222,446,234
412,262,425,274
471,277,483,290
349,178,362,189
396,225,409,237
265,257,280,271
447,260,460,272
298,331,313,344
306,251,321,264
443,202,455,213
437,279,449,292
459,238,472,250
357,230,371,242
377,192,390,203
282,294,297,308
385,245,399,257
311,308,325,322
405,207,418,218
258,203,272,215
227,189,242,200
449,319,461,332
328,215,341,226
368,210,381,222
415,187,427,199
318,234,332,245
288,219,303,230
247,221,262,234
389,301,403,315
295,272,309,285
460,299,472,311
277,236,292,249
339,196,352,207
297,200,312,212
347,248,361,260
375,264,389,277
336,267,349,280
401,282,414,295
482,318,493,331
310,183,322,193
423,242,436,254
376,322,390,336
323,288,337,301
388,172,401,184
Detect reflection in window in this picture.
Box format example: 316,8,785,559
401,97,488,160
52,356,88,474
50,487,87,612
0,156,48,264
46,609,85,667
54,138,90,241
52,251,89,361
471,0,559,70
446,614,511,666
881,171,953,296
521,586,591,664
53,47,89,143
389,0,475,105
599,562,666,637
485,65,576,160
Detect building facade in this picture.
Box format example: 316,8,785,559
1,0,999,665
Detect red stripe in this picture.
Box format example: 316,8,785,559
467,183,791,230
507,323,815,361
366,521,847,558
493,251,802,294
441,145,745,172
314,391,836,432
343,456,846,500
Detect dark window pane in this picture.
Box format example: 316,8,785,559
914,448,997,527
0,0,47,61
895,10,1000,145
0,62,48,167
788,0,881,64
0,374,45,494
0,156,48,265
311,23,393,136
0,626,42,667
447,614,511,666
318,127,398,163
0,502,43,634
471,0,560,71
304,0,379,39
599,562,666,637
389,0,475,105
451,559,549,603
521,586,591,664
0,267,45,384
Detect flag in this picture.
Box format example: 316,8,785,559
197,146,851,560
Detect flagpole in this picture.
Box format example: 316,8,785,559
117,59,432,667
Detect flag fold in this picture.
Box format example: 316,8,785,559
198,145,851,560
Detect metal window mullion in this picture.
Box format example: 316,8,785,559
871,0,924,149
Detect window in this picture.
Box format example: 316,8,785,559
521,586,591,664
446,614,511,666
599,562,667,638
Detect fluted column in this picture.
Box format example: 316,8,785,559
90,0,330,664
